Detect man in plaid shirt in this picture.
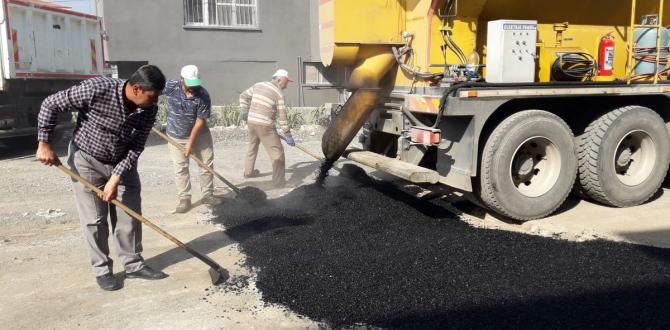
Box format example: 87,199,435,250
36,65,167,291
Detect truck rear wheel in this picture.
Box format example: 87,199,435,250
479,110,577,221
577,106,670,207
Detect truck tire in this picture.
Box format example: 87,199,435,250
577,105,670,207
479,110,577,221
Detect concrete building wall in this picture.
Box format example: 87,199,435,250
102,0,341,106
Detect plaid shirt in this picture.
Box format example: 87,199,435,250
38,77,158,176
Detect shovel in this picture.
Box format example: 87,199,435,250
57,164,229,285
278,133,324,161
151,128,240,194
278,133,338,183
151,128,267,203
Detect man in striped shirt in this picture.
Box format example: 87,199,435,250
239,69,296,188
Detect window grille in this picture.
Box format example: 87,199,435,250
184,0,258,28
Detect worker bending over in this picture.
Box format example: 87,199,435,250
239,69,296,188
163,65,218,213
36,65,168,291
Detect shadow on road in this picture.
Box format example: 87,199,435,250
434,180,666,223
0,135,70,161
144,230,236,272
238,160,321,192
0,136,40,160
618,229,670,250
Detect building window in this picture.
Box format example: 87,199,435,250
184,0,258,29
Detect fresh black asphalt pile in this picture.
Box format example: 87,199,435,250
235,186,267,204
212,164,670,329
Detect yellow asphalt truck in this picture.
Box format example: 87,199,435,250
319,0,670,220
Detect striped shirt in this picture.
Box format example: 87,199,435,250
162,80,211,139
239,81,290,133
38,77,157,176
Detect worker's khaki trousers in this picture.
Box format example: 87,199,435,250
168,129,214,200
245,123,286,187
68,142,144,277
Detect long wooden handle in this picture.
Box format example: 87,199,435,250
151,128,240,194
278,133,324,161
57,164,223,270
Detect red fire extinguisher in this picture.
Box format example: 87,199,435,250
598,32,615,76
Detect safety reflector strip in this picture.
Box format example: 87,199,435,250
410,127,441,145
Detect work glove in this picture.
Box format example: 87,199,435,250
285,134,296,147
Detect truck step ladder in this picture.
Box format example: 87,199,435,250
627,0,666,84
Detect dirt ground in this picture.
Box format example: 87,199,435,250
0,132,324,330
1,129,670,329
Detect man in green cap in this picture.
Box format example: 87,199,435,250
163,64,218,213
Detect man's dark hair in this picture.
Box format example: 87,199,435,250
128,64,166,91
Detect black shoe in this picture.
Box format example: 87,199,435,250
96,273,122,291
125,266,168,280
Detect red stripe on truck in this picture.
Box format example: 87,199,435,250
12,29,19,69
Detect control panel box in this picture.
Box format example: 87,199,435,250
486,20,538,83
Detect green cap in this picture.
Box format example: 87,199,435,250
180,65,202,87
